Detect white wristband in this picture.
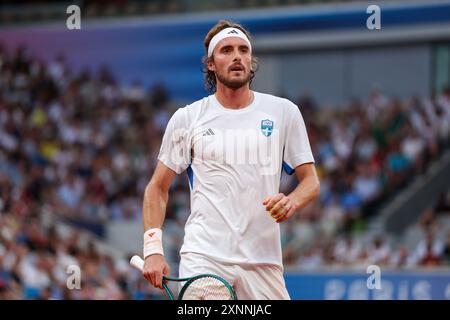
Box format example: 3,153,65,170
143,228,164,259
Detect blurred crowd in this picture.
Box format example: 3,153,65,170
0,44,175,224
0,211,169,299
0,45,449,299
279,86,450,268
282,192,450,270
0,44,176,299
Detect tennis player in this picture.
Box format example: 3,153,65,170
141,20,320,299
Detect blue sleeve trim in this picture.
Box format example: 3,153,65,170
186,165,193,189
282,161,295,175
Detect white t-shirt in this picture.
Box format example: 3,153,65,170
158,91,314,268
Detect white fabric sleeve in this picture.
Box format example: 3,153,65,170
283,103,315,175
157,108,191,174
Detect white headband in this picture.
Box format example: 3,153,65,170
207,27,252,58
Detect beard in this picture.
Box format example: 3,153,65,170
216,69,252,90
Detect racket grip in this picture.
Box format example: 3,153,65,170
130,255,145,271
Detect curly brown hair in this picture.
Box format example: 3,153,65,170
202,20,258,93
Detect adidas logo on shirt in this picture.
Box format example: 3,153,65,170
203,128,215,136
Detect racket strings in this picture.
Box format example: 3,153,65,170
181,276,233,300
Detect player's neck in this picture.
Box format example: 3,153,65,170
214,85,254,110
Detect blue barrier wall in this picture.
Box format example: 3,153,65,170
284,271,450,300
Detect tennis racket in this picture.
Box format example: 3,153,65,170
130,255,237,300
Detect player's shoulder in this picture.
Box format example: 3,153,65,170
256,91,299,113
169,96,210,126
185,96,208,110
170,98,207,117
177,96,210,115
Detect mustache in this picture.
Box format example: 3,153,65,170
228,63,245,72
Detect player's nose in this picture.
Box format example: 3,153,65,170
232,49,242,61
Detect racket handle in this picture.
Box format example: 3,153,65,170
130,255,145,271
130,254,175,300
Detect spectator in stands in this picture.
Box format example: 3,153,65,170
443,231,450,265
435,192,450,214
334,236,361,266
412,231,444,266
367,235,391,266
389,245,414,269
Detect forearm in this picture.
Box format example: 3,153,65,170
287,174,320,211
141,181,171,288
142,182,169,231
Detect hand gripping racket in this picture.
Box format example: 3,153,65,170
130,255,237,300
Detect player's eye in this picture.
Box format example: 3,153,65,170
221,47,232,53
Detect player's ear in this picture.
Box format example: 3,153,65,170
207,57,216,72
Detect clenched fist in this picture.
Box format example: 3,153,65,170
263,193,299,223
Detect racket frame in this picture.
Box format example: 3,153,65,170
130,255,237,300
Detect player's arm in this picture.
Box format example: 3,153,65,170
263,162,320,223
142,161,177,289
143,161,177,230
